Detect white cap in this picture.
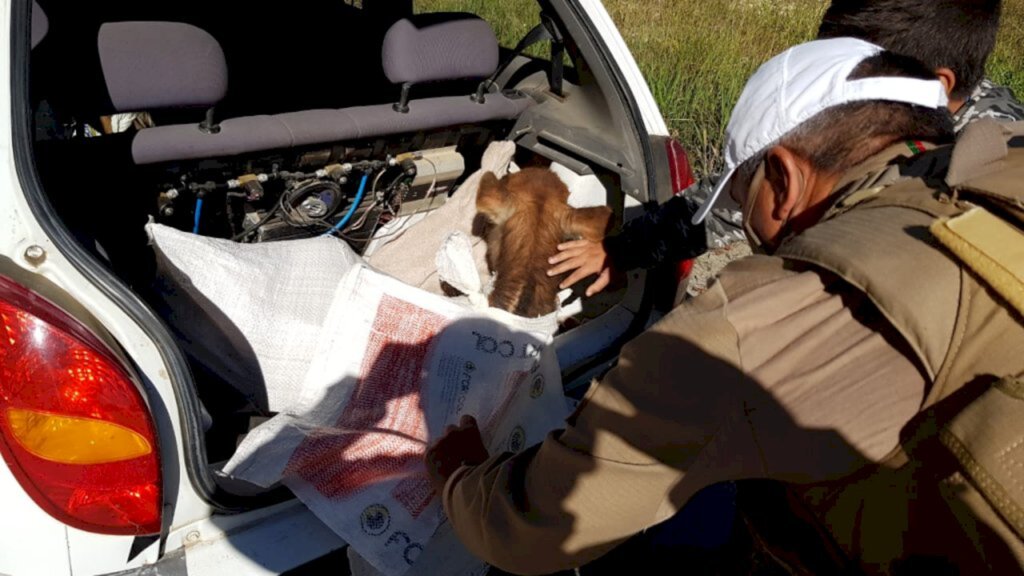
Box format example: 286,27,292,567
691,37,949,224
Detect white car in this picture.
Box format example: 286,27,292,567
0,0,695,574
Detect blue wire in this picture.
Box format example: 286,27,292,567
193,198,203,234
324,173,369,236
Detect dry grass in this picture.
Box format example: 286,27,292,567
421,0,1024,176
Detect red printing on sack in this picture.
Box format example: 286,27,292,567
285,296,447,514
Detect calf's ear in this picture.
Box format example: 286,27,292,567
563,206,613,241
476,172,513,226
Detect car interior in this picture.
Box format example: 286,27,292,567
27,0,659,495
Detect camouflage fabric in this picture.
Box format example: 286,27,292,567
684,176,747,249
952,78,1024,132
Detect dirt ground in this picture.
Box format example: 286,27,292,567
685,241,753,298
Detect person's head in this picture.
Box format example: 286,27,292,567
692,38,954,252
818,0,1002,108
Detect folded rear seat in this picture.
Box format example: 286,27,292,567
121,14,532,166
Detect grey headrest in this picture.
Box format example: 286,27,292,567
31,2,49,49
98,22,228,112
382,14,499,85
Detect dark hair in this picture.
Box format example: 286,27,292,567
817,0,1002,100
772,52,955,176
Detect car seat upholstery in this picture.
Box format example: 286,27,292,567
113,14,532,165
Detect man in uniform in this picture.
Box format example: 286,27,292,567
428,37,1024,574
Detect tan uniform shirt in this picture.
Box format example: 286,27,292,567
442,257,927,574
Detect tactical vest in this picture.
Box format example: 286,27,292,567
772,120,1024,572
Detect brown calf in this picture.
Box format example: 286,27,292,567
476,168,612,318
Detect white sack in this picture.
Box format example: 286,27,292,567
148,224,359,412
223,255,567,576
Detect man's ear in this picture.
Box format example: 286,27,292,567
934,67,967,112
476,172,511,225
764,145,809,224
563,206,613,241
935,67,957,99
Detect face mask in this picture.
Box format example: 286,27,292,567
740,162,768,252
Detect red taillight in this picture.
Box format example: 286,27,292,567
666,139,697,283
666,138,695,196
0,276,161,535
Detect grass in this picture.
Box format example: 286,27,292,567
420,0,1024,176
991,0,1024,92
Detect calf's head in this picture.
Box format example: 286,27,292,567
476,167,612,318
